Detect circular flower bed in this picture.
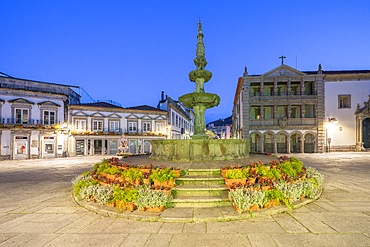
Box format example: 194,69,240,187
72,158,181,212
223,156,324,213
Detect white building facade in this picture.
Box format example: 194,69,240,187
324,71,370,151
0,73,79,160
68,103,168,156
157,92,194,139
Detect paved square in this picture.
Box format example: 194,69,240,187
0,153,369,246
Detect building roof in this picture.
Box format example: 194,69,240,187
159,96,193,119
0,71,76,88
126,105,167,112
248,69,370,76
72,102,123,109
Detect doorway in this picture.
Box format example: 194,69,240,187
94,140,102,155
363,118,370,148
76,140,85,155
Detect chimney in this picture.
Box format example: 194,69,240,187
161,91,165,101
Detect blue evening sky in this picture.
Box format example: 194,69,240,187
1,1,370,122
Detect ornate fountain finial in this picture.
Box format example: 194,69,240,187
196,21,205,57
194,20,207,70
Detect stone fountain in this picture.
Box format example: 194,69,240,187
179,21,220,139
150,22,249,161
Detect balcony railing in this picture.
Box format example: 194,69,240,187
250,118,317,126
70,128,167,137
249,92,317,98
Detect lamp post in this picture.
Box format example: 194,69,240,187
326,117,338,153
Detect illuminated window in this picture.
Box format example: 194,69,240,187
128,121,137,133
92,120,103,131
251,106,261,119
156,122,164,132
143,122,151,132
109,121,119,132
43,110,55,125
75,119,86,131
15,108,29,124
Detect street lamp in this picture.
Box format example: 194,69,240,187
326,117,338,153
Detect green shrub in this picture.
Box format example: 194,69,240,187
289,157,303,173
306,167,324,186
94,160,111,174
256,165,270,177
73,179,98,197
149,168,176,182
121,168,143,181
266,168,282,180
225,169,248,179
134,185,172,209
274,180,303,203
278,162,297,178
228,189,267,212
113,187,138,202
102,165,121,175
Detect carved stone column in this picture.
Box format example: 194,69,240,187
355,114,363,151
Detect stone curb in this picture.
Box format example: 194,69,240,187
73,187,323,222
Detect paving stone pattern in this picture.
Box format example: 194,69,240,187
0,153,369,246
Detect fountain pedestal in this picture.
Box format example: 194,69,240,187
151,139,249,161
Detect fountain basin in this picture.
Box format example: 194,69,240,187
150,139,249,161
179,92,220,109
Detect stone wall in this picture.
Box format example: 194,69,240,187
150,139,250,161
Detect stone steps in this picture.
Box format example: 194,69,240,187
174,184,228,197
172,196,231,208
176,175,225,185
173,169,230,208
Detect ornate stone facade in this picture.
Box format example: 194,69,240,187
232,64,325,153
355,96,370,151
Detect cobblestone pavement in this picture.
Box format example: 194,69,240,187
0,153,369,247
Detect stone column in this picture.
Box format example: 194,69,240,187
274,136,278,154
355,114,363,151
260,105,264,119
260,134,264,153
301,136,305,153
260,79,264,96
287,104,291,118
193,104,207,138
301,104,306,118
300,79,305,95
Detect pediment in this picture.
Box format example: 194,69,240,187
8,98,35,105
142,115,152,120
107,113,121,118
72,111,89,117
126,113,139,119
91,112,105,117
154,115,166,120
37,101,61,107
262,65,306,77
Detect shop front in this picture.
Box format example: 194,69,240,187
14,135,28,159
